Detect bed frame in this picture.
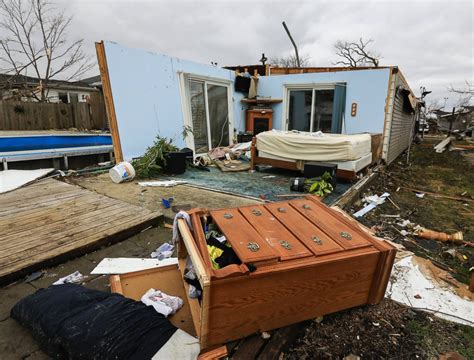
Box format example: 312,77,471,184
250,137,359,180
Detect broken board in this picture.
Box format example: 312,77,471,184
0,178,161,284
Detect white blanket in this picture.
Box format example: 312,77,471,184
256,130,371,162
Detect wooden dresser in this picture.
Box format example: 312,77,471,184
111,196,396,350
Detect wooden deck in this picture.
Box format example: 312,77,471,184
0,178,162,284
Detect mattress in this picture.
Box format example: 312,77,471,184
258,151,372,172
256,130,372,162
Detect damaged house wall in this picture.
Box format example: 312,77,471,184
257,68,391,134
103,41,245,160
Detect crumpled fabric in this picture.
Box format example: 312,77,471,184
172,211,193,245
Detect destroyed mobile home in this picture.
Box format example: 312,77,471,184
1,41,472,360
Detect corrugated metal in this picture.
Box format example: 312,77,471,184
385,73,416,164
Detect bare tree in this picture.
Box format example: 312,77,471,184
0,0,93,102
270,53,312,68
333,38,380,67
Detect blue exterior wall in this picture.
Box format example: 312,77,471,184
104,41,245,160
257,68,391,134
104,41,390,160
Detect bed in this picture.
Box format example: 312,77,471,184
251,130,374,180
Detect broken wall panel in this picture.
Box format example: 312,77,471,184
102,41,245,160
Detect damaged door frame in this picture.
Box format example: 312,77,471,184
178,72,234,156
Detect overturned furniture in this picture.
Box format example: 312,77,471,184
111,196,396,350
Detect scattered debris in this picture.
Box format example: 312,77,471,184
415,192,425,198
386,256,474,326
261,331,271,339
414,226,465,245
24,271,44,283
151,242,174,260
52,271,87,285
161,197,174,209
434,136,454,153
138,180,187,187
91,257,178,275
0,168,55,193
141,288,184,317
109,161,135,183
353,192,390,218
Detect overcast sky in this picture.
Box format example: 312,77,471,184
56,0,474,107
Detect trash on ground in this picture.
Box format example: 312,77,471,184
109,161,135,183
161,197,174,209
24,271,44,283
91,257,178,275
434,136,454,153
353,192,390,218
151,242,175,260
138,180,187,187
386,255,474,326
141,288,184,317
52,271,87,285
415,192,425,198
261,331,271,339
414,226,464,245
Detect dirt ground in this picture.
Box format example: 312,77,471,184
350,140,474,285
67,173,261,220
286,299,473,359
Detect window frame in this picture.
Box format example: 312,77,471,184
282,83,337,132
179,73,234,156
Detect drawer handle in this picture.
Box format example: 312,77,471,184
311,236,323,245
252,209,262,216
279,240,292,250
247,242,260,252
277,207,286,213
302,204,311,209
340,231,352,240
223,213,233,219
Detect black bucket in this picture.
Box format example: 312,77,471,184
290,177,306,192
164,151,187,174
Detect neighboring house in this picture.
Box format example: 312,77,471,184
98,41,418,165
433,107,473,132
0,73,100,104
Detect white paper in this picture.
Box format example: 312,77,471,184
91,257,178,275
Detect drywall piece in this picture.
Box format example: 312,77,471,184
102,41,245,161
0,168,54,193
91,257,178,275
386,256,473,326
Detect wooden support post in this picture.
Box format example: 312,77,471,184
95,41,124,163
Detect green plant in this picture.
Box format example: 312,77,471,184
304,172,334,197
131,135,178,179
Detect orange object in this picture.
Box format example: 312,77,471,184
246,108,273,135
416,228,463,243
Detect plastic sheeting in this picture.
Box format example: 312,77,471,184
0,168,54,194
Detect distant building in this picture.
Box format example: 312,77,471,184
433,106,473,132
0,73,101,104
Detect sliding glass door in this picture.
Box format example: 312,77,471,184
188,79,230,154
287,84,346,133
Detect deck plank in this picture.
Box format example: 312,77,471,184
0,178,162,284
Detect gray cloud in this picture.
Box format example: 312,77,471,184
14,0,474,107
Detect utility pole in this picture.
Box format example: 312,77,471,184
282,21,300,67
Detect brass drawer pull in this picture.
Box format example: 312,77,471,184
223,213,233,219
247,242,260,252
340,231,352,240
302,204,311,209
311,236,323,245
279,240,292,250
252,209,262,216
277,207,286,213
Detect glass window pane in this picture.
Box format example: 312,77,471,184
312,90,334,133
288,90,312,132
207,84,229,148
189,80,209,153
